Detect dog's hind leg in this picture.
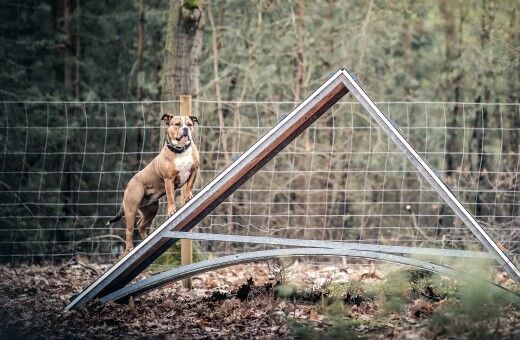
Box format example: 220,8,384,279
122,185,144,256
123,206,138,256
137,201,159,240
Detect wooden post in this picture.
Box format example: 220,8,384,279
179,95,193,289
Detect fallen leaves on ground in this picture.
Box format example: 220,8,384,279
0,259,518,339
0,260,372,339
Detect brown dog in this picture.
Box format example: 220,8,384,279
107,114,200,256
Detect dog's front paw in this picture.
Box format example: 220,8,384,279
167,205,176,217
185,192,193,202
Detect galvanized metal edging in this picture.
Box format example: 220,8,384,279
166,231,494,259
337,70,520,285
99,248,520,305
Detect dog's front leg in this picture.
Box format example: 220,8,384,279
164,178,176,216
181,168,198,205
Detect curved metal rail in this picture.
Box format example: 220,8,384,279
165,231,494,258
100,248,520,304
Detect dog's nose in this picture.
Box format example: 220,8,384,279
182,127,189,135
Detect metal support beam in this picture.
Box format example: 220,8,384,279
338,70,520,285
99,248,520,305
166,231,493,259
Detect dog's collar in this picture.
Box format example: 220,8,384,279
165,138,191,154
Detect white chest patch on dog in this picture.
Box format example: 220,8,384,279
174,147,193,187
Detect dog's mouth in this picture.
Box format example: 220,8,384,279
172,135,191,147
175,134,190,142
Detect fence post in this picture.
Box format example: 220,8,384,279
179,95,193,289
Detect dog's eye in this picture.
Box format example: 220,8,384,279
187,123,193,127
175,123,181,127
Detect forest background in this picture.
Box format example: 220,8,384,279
0,0,518,261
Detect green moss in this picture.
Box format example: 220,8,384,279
324,281,377,305
322,300,347,318
290,318,366,340
326,319,367,340
182,0,200,10
275,283,298,298
379,296,405,316
325,282,360,299
407,269,459,301
426,278,515,338
274,283,324,304
378,270,409,299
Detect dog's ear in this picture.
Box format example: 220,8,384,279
189,116,199,124
161,113,173,125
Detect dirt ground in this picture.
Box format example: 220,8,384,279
0,258,519,339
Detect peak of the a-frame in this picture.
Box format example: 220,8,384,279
323,69,345,81
340,69,360,82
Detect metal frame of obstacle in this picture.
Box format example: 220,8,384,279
66,69,520,310
166,231,493,259
99,248,520,305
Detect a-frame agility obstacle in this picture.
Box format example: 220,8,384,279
66,69,520,310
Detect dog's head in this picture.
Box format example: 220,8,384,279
161,113,199,147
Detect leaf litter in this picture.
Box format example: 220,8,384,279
0,259,519,339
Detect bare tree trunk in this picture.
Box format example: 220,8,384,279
468,0,495,217
504,7,519,155
440,0,465,179
208,4,233,243
506,5,519,220
293,0,305,102
402,2,414,100
74,0,80,98
355,0,374,71
440,0,455,102
161,0,204,112
62,0,74,239
207,4,230,164
439,0,466,233
128,0,145,100
150,0,163,101
63,0,72,98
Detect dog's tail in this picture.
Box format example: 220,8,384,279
106,206,124,225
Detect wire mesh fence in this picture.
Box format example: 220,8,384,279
0,100,518,266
